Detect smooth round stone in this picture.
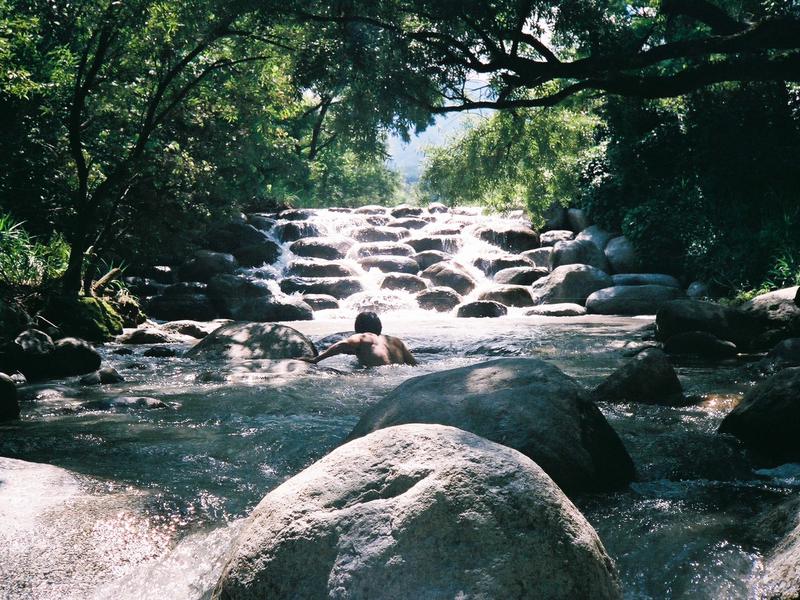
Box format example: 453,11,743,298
358,256,420,275
478,285,534,307
457,301,508,318
526,303,587,317
352,242,416,258
416,287,462,312
302,294,339,311
381,273,428,293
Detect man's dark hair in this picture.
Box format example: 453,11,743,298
354,311,382,335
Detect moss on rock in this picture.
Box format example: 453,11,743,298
44,296,124,342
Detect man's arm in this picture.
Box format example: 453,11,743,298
400,342,418,366
302,336,360,364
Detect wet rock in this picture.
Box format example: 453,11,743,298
756,338,800,374
280,277,363,299
232,241,281,268
478,285,534,307
738,286,800,346
349,226,407,243
146,293,218,322
118,327,183,344
415,287,462,312
526,303,587,317
213,424,622,600
143,346,178,358
80,367,124,386
663,331,738,358
289,237,354,260
208,275,313,322
247,214,275,231
163,282,208,296
208,222,271,253
476,225,539,253
178,250,238,283
473,255,533,277
543,204,568,230
687,280,710,299
112,347,133,355
274,221,321,243
380,273,428,293
358,255,420,275
427,201,449,213
122,277,167,296
0,373,19,421
604,236,640,274
364,215,390,226
586,285,686,316
593,348,683,406
390,204,424,218
576,225,614,251
388,217,429,230
759,496,800,600
493,266,548,286
413,250,448,271
551,239,611,272
405,236,462,253
52,338,102,377
421,262,477,295
286,259,357,279
539,229,575,246
161,320,222,339
521,246,554,270
457,301,508,318
349,359,635,494
352,241,415,258
566,208,590,232
301,294,339,311
718,367,800,465
655,300,755,348
186,322,317,361
0,329,53,380
140,265,176,284
611,273,681,288
530,265,613,306
82,396,167,410
353,205,387,215
277,208,314,221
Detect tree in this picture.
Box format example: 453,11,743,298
294,0,800,112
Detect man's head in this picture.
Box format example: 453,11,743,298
354,311,382,335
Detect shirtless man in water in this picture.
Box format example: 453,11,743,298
304,312,417,367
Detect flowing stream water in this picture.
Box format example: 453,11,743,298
1,208,798,599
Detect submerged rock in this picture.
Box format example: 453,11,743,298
213,424,622,600
80,367,124,385
526,303,587,317
593,349,683,406
81,396,167,410
143,346,178,358
185,322,317,361
161,320,223,339
349,358,635,494
663,331,738,358
718,367,800,466
117,327,185,345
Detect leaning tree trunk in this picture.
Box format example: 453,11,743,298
61,239,88,296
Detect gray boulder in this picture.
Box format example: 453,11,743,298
208,222,271,253
52,338,102,377
161,320,224,339
566,208,590,232
718,367,800,465
457,300,508,318
530,265,613,306
358,255,420,275
755,338,800,374
550,239,611,272
290,237,354,260
178,250,238,283
655,300,755,348
352,242,415,258
521,246,554,269
232,241,281,268
286,259,357,279
185,322,317,361
390,204,424,218
539,229,575,246
302,294,339,311
576,225,614,251
80,367,124,386
416,287,461,312
406,236,462,253
476,225,539,253
146,293,217,322
274,221,321,243
280,277,363,299
246,214,275,231
604,236,640,274
213,424,622,600
353,205,387,215
478,285,534,307
421,262,477,295
427,201,449,213
663,331,738,358
388,217,429,230
81,396,167,411
738,286,800,346
473,255,533,277
349,359,635,494
526,303,587,317
349,226,407,243
687,280,710,299
277,208,314,221
586,285,685,316
208,275,313,322
117,327,185,344
0,373,19,421
380,273,428,293
611,273,681,288
494,266,548,286
413,250,448,271
759,498,800,600
593,349,683,406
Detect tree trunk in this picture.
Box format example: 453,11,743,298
61,239,88,296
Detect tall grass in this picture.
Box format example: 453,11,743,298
0,213,69,295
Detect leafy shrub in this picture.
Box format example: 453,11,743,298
0,212,68,294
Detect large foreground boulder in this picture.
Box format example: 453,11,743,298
718,367,800,465
586,285,685,316
212,424,622,600
759,497,800,600
185,322,317,361
348,358,635,494
530,264,613,306
593,349,683,406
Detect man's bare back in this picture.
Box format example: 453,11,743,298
304,311,417,367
